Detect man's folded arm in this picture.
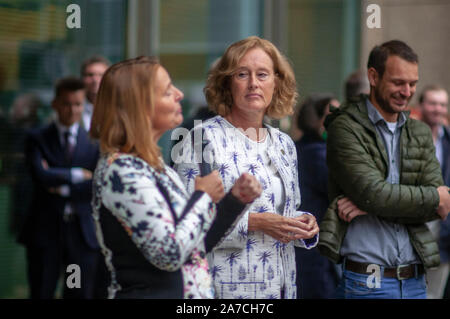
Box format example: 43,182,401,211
26,136,72,187
327,118,440,223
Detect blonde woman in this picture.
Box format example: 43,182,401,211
174,37,319,299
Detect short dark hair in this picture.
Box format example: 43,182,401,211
297,93,335,136
55,77,84,99
367,40,418,78
345,70,369,100
80,55,111,76
419,84,448,104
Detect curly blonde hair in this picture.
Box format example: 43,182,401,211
204,36,298,119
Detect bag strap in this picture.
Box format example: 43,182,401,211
155,179,179,225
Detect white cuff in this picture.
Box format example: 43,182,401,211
71,168,84,184
59,185,70,197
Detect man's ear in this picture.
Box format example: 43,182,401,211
367,67,379,87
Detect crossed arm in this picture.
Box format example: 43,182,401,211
25,134,92,198
327,117,449,224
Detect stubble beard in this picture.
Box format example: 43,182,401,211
373,85,405,116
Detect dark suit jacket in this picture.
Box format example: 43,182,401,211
439,126,450,261
440,127,450,187
294,133,338,299
19,122,99,250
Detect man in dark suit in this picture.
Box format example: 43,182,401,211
19,77,101,299
419,85,450,299
80,56,110,298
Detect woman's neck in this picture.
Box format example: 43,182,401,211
225,109,266,142
153,133,162,144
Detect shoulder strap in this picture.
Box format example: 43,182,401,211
155,178,179,225
191,127,212,176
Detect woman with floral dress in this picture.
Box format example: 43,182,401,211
174,37,319,299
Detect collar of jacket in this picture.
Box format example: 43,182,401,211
324,93,416,175
324,94,412,133
442,125,450,141
264,123,298,215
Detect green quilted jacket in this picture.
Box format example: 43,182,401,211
317,95,443,269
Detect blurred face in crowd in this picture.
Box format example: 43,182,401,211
329,98,340,109
152,66,184,138
368,55,418,121
230,47,276,118
52,90,85,127
420,89,448,128
82,62,109,102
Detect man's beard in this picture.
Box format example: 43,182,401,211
373,86,410,116
373,86,396,116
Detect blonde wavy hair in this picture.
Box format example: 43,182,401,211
90,56,164,170
204,36,298,119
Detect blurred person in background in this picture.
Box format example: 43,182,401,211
80,55,111,298
19,77,101,298
174,36,319,299
7,93,42,236
418,85,450,299
344,69,370,101
80,56,110,131
294,93,340,299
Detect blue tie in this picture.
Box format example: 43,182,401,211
63,131,74,164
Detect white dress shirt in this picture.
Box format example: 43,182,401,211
82,101,93,131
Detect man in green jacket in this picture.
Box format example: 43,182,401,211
318,40,450,299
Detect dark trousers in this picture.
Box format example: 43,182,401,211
295,247,339,299
26,218,102,299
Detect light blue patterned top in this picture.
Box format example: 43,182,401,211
174,116,317,299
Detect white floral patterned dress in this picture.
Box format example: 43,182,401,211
174,116,318,299
92,152,215,299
